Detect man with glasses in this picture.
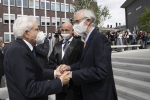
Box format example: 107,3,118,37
60,9,118,100
49,22,84,100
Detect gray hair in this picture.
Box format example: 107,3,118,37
0,37,3,41
13,16,35,39
76,9,96,26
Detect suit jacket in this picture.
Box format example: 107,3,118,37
3,38,62,100
49,37,84,100
34,39,50,69
0,49,4,77
70,28,118,100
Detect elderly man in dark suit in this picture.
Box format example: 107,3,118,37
49,22,84,100
3,16,70,100
60,9,118,100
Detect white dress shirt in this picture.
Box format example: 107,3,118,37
61,36,73,59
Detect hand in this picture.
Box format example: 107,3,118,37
59,71,71,85
55,66,62,77
60,64,71,73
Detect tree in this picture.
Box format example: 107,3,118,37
72,0,111,28
138,7,150,32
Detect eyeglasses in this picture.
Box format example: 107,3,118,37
73,17,87,24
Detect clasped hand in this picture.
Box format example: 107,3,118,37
55,64,71,85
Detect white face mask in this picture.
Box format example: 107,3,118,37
2,43,4,48
73,19,88,36
61,34,71,40
36,31,46,45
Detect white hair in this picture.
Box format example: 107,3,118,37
76,9,96,26
13,16,35,39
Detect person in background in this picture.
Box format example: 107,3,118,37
0,37,4,88
132,31,137,44
49,22,84,100
34,38,50,69
3,16,70,100
60,9,118,100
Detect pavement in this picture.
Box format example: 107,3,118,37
0,49,150,100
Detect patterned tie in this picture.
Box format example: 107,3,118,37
32,50,36,57
63,40,69,52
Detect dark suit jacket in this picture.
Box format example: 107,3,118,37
34,39,50,69
49,37,84,100
70,28,118,100
0,49,4,77
3,38,62,100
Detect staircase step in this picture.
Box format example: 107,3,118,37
118,96,127,100
116,84,150,100
113,68,150,82
114,75,150,94
112,57,150,65
112,62,150,73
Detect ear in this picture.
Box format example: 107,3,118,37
24,30,30,39
85,19,91,26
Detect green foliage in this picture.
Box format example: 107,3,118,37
138,7,150,32
72,0,111,27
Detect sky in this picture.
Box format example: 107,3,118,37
97,0,126,28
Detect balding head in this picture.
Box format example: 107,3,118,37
61,22,73,29
61,22,73,35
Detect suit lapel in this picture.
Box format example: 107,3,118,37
80,28,97,61
16,38,41,66
62,37,77,63
56,41,63,63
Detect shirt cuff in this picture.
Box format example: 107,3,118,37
54,70,63,86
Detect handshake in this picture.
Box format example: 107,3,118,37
55,64,71,85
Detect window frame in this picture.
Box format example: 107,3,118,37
40,0,50,10
3,13,15,24
16,0,28,8
41,16,50,26
29,0,39,9
3,0,15,6
4,32,15,43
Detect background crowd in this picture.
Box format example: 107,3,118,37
104,30,150,49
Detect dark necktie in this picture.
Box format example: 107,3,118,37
63,40,69,52
32,50,36,57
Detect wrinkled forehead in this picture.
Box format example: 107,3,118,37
74,11,83,20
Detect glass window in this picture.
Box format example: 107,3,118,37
61,3,65,12
56,3,60,11
57,18,60,26
66,4,69,12
17,0,28,7
70,4,74,12
51,2,55,11
41,1,50,10
29,0,39,9
4,32,15,43
52,17,56,26
41,16,50,26
3,14,15,24
3,0,15,6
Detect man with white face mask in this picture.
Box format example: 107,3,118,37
3,17,70,100
60,9,118,100
49,22,84,100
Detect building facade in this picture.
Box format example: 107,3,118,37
0,0,75,44
121,0,150,32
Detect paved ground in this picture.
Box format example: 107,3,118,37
112,49,150,59
1,49,150,100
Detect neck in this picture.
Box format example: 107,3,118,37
86,25,94,35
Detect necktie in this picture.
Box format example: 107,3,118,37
63,40,69,52
32,50,36,57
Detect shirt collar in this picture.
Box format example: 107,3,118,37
85,27,95,42
63,36,73,44
23,39,33,51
